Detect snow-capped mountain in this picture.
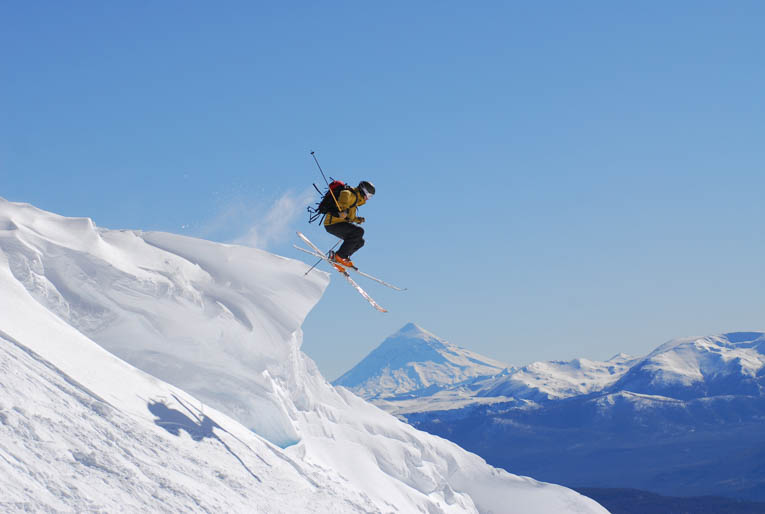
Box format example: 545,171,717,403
338,325,765,501
0,198,606,513
333,322,510,400
607,332,765,399
336,323,640,413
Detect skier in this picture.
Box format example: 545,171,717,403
324,180,375,270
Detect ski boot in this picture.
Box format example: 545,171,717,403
328,251,354,271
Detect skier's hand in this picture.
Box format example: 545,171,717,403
355,217,365,224
338,211,348,219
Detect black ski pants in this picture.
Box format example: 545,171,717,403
325,222,365,259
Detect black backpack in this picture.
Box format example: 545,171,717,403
308,180,354,223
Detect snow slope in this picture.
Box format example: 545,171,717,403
0,316,376,512
0,198,606,513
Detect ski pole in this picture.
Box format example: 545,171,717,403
311,151,330,185
304,257,322,276
304,240,341,276
310,151,343,214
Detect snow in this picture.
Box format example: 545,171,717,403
0,198,606,513
0,331,372,513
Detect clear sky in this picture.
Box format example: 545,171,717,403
3,1,764,380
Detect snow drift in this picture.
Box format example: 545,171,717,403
0,198,606,513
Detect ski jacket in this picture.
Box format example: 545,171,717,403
324,188,367,226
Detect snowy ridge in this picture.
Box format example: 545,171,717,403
0,198,606,513
609,332,765,399
478,353,640,401
2,198,326,447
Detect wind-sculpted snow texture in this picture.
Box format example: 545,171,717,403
0,198,606,513
345,323,765,501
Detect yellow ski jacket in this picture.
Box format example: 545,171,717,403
324,188,367,226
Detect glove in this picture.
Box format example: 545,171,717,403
355,217,365,224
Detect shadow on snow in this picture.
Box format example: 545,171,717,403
148,395,262,482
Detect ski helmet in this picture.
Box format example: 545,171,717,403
358,180,376,198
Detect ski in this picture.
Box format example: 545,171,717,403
295,232,406,291
295,232,388,313
343,263,406,291
293,245,406,292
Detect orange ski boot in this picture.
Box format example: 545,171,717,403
328,251,349,272
334,255,354,268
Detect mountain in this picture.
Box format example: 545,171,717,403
334,322,510,399
607,333,765,399
339,326,765,501
0,198,606,513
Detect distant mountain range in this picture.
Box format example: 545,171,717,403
334,325,765,501
334,322,641,414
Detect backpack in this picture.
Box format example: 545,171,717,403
307,180,353,223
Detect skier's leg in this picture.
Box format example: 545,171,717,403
344,226,365,257
325,223,364,259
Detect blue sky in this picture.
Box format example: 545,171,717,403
3,1,764,379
